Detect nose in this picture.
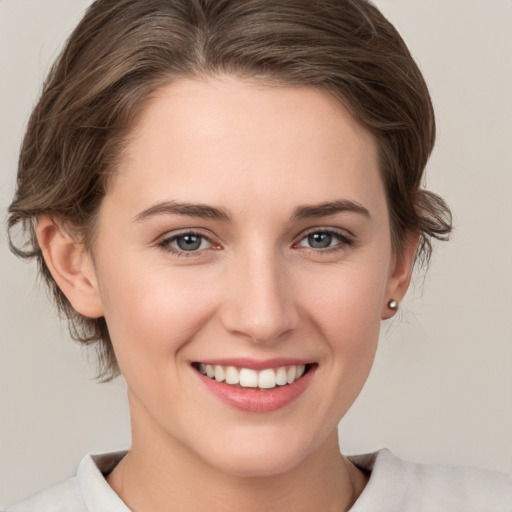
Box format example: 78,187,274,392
219,250,299,345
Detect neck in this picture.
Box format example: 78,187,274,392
108,398,368,512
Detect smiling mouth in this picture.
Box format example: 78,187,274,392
192,363,315,390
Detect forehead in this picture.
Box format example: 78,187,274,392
109,77,384,218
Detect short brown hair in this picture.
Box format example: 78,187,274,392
8,0,452,381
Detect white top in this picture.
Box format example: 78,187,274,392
6,449,512,511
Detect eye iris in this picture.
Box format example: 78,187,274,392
176,234,202,251
308,232,332,248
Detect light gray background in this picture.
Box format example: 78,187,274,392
1,0,511,506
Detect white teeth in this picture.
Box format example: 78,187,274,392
197,363,310,389
275,367,288,386
258,369,276,389
225,366,240,385
214,365,225,382
286,366,297,384
239,368,258,387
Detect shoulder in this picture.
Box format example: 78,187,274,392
5,451,128,512
5,478,85,512
349,449,512,512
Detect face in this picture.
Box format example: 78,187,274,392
84,77,408,476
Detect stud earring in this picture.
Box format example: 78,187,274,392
387,299,399,310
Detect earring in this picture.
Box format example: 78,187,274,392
387,299,399,310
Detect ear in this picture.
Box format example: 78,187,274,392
36,217,104,318
381,232,420,320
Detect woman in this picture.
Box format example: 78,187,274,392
4,0,511,510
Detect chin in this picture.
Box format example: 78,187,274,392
197,428,320,478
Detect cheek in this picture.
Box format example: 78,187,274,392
302,257,388,334
96,258,217,371
298,257,388,383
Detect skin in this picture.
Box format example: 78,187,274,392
38,77,417,511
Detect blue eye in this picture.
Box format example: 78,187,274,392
305,232,335,249
159,232,212,254
297,230,352,250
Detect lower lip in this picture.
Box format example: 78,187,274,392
195,366,316,413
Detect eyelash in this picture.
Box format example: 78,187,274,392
157,230,216,257
294,229,354,253
157,228,354,257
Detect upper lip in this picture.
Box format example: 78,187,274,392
192,357,315,371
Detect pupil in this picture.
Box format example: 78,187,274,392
308,232,332,248
177,235,201,251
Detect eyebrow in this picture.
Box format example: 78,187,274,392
133,199,370,223
291,200,370,220
133,201,232,222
